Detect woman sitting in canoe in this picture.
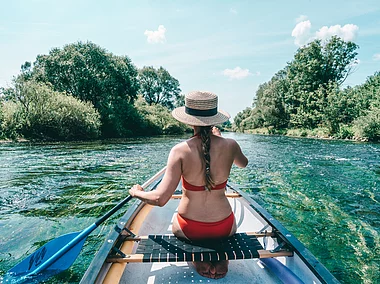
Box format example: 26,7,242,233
129,91,248,279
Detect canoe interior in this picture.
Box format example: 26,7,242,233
81,173,338,284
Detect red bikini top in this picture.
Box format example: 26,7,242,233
181,176,227,191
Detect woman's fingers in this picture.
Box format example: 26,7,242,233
129,184,143,196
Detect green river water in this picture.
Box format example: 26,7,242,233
0,133,379,283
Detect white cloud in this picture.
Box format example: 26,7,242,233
222,67,251,80
291,20,312,46
373,54,380,61
316,24,359,41
296,15,308,23
373,53,380,61
230,8,238,14
291,18,359,46
144,25,166,44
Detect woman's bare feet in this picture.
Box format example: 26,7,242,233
193,262,216,278
193,260,229,279
213,260,229,279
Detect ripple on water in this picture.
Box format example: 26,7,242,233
0,135,379,283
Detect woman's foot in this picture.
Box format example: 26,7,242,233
193,260,229,279
193,261,216,278
212,260,229,279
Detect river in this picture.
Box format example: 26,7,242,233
0,133,379,283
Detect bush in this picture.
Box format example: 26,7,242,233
0,101,24,140
134,95,190,135
334,125,354,139
5,80,101,141
353,107,380,142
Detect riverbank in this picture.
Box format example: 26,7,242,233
244,127,371,142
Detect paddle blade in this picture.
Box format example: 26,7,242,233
3,232,86,283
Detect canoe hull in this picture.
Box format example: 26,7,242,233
81,170,339,284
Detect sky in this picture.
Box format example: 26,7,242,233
0,0,379,119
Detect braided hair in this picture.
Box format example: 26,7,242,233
199,126,215,191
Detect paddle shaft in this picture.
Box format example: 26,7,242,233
27,166,167,277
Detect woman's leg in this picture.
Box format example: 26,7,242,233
172,214,216,278
171,213,189,240
212,213,237,279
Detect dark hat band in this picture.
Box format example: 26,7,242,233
185,106,218,117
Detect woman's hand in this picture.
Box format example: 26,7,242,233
212,126,222,137
129,184,144,197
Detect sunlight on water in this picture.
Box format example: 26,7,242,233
0,134,379,283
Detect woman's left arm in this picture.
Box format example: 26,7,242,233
129,145,182,207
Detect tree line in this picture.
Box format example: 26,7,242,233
234,36,380,142
0,41,189,141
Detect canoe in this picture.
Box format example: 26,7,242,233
80,167,340,284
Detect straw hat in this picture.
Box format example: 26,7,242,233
172,91,230,126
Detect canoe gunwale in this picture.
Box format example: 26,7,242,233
79,174,164,284
228,182,340,284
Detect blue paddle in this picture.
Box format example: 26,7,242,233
3,167,166,284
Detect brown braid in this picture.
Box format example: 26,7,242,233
199,126,215,191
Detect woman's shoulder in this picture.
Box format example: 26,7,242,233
171,140,192,154
213,136,237,146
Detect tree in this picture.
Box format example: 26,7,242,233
31,41,140,137
285,36,359,128
256,70,289,128
322,36,359,85
138,66,181,109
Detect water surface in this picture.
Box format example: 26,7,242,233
0,134,379,283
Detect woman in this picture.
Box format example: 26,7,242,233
129,91,248,279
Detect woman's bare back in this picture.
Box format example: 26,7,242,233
177,135,247,222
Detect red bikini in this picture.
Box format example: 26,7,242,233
177,212,235,240
181,176,227,191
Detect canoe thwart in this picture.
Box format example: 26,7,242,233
107,233,292,263
123,231,275,241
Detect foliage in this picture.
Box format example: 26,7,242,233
335,125,354,139
255,70,289,128
286,37,358,128
29,41,139,137
0,101,24,140
353,107,380,141
175,94,185,107
138,66,181,109
3,80,101,141
233,107,253,132
134,95,190,135
233,37,380,142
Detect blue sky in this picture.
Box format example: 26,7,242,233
1,0,379,119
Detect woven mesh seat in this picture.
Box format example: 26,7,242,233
135,233,263,263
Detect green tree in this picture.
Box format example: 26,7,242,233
233,107,253,132
256,70,289,128
285,36,358,128
175,94,185,107
31,41,139,137
138,66,181,109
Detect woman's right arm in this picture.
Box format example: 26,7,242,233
232,140,248,168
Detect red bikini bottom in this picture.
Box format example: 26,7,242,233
176,212,235,240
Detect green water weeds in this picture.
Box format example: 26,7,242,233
1,134,379,283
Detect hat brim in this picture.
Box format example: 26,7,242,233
172,106,230,126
